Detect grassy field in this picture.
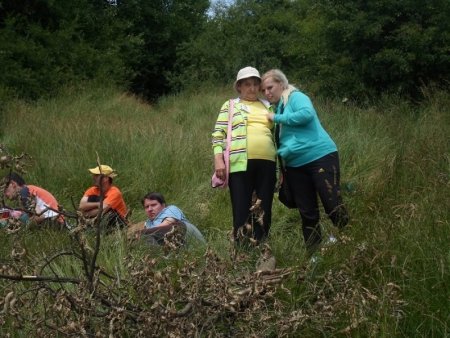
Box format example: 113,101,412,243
0,84,448,336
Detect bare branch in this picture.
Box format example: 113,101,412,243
0,273,81,284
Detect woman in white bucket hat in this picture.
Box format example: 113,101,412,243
212,66,276,243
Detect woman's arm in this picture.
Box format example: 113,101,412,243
275,92,316,126
212,101,232,154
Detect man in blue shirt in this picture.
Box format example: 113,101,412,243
137,192,205,246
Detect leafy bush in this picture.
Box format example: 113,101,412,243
0,0,134,100
315,0,450,98
174,0,450,100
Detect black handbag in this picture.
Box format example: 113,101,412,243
275,104,296,209
278,169,296,209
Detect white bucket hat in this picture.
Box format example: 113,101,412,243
234,66,261,91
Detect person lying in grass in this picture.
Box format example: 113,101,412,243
2,172,65,227
133,192,205,247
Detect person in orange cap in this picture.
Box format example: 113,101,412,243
79,164,128,229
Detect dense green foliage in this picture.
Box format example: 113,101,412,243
317,0,450,97
0,0,209,101
116,0,210,99
171,0,309,90
177,0,450,98
0,84,448,335
0,0,134,100
0,0,448,101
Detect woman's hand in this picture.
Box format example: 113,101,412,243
214,153,226,180
266,113,275,121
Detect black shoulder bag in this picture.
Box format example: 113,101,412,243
275,105,297,209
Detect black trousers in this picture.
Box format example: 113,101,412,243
229,159,276,241
286,152,349,251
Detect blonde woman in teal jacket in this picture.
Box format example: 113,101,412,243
262,69,349,255
212,67,276,243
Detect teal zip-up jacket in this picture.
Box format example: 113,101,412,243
274,86,337,167
212,97,273,173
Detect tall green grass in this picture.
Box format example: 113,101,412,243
0,84,448,335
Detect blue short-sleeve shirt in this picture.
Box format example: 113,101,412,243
144,205,205,244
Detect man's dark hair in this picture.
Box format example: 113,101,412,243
5,172,26,186
141,192,165,206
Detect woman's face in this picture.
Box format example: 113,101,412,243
261,77,284,104
237,77,260,101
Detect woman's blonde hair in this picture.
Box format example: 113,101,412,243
261,69,289,90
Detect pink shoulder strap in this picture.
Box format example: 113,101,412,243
223,99,234,186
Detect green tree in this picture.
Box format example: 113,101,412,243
172,0,303,90
0,0,135,100
117,0,210,99
317,0,450,98
174,0,450,100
